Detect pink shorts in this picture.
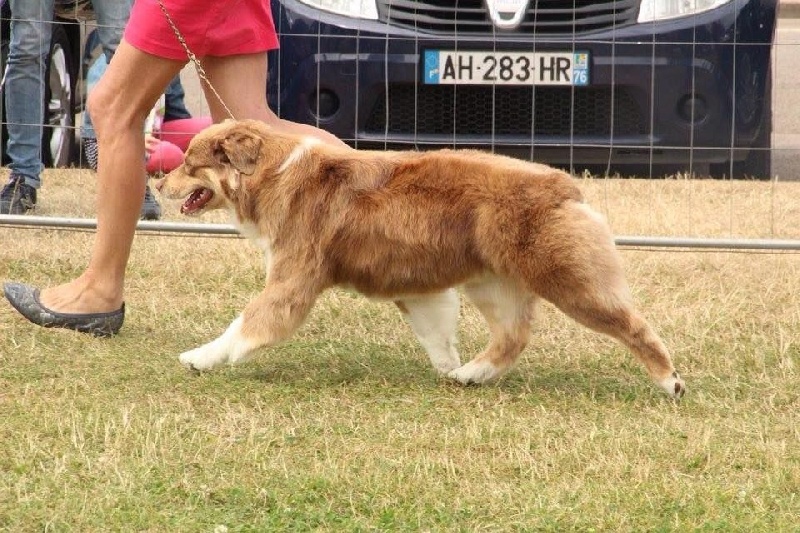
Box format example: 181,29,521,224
124,0,279,61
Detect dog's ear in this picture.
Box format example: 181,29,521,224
211,127,263,176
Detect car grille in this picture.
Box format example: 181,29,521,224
363,84,646,137
377,0,640,35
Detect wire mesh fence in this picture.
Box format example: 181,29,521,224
0,0,799,250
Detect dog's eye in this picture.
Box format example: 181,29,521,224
184,163,203,176
182,157,198,173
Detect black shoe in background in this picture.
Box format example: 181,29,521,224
0,175,37,215
83,137,99,171
141,184,162,221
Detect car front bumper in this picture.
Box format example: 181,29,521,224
268,0,777,169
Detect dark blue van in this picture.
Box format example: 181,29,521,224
268,0,778,178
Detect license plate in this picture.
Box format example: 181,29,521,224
423,50,589,86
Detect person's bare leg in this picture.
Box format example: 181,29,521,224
39,41,184,313
197,52,349,147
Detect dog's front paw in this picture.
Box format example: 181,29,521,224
179,346,224,372
447,359,500,385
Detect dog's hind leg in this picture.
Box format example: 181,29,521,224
395,289,462,375
528,205,684,399
546,289,685,399
179,270,322,371
448,276,536,385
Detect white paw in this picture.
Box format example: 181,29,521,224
447,359,500,385
659,371,686,400
179,345,225,372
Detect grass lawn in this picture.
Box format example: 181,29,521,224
1,169,799,531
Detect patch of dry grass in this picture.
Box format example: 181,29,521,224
1,170,799,530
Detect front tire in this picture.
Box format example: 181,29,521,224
42,24,77,168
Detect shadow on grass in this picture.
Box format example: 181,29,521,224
238,340,431,388
219,340,668,405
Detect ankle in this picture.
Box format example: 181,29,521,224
73,271,125,308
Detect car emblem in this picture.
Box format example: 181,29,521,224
485,0,530,29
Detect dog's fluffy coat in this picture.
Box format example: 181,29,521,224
157,120,684,399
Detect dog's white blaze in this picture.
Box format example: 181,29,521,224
277,136,321,173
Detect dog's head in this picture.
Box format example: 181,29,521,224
157,119,303,216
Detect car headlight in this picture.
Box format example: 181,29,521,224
637,0,733,23
296,0,379,20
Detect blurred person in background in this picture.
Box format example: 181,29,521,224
0,0,131,215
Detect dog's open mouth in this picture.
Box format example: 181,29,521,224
181,188,214,215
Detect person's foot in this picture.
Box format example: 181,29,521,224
4,282,125,337
38,277,123,316
0,174,37,214
141,184,162,220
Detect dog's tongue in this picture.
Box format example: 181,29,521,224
181,188,213,214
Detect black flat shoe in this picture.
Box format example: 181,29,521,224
3,282,124,337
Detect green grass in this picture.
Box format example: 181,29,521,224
1,170,799,531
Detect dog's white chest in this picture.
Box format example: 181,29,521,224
232,216,273,274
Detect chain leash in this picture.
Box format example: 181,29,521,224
157,0,236,120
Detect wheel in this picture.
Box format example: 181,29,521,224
42,23,77,168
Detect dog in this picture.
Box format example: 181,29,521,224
156,119,685,399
